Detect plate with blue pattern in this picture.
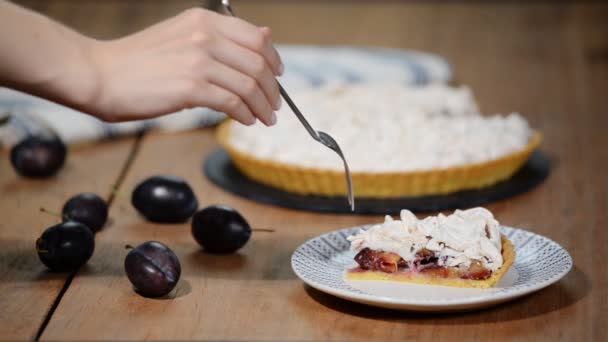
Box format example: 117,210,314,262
291,225,572,311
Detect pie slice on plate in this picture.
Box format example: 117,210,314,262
346,207,515,288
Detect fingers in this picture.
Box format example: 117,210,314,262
190,82,257,126
164,8,282,126
258,27,283,76
204,59,276,126
215,16,283,76
209,38,280,113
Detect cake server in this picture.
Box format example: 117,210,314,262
220,0,355,211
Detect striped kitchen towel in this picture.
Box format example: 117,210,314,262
0,45,452,146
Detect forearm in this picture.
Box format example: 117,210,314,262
0,3,282,124
0,1,99,111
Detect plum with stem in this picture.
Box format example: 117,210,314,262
131,175,198,223
62,192,108,232
10,136,67,178
191,205,251,254
124,241,181,297
36,221,95,272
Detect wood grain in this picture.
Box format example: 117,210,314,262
40,129,379,341
0,138,135,340
13,0,210,40
41,129,604,341
2,0,607,341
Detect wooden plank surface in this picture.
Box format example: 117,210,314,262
41,129,378,341
41,125,605,341
2,0,607,341
14,0,209,40
0,138,135,340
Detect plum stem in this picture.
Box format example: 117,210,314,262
39,207,68,221
252,228,275,233
125,244,134,250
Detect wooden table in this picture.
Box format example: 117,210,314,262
1,1,607,341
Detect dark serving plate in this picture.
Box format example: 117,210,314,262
204,149,550,215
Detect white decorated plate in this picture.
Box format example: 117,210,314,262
291,226,572,311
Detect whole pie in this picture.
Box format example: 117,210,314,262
346,207,515,288
217,83,541,198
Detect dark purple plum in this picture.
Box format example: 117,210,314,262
36,221,95,272
10,136,67,178
124,241,181,297
131,175,198,223
191,205,251,254
62,192,108,232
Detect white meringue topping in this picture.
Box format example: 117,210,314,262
347,207,503,271
229,83,532,173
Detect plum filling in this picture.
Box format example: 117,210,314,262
413,249,439,271
353,248,493,280
354,248,406,273
460,261,492,280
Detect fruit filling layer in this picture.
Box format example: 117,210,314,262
353,247,492,280
347,207,504,278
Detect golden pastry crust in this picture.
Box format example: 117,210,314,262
345,236,515,289
217,120,542,198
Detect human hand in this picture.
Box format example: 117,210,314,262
89,8,283,125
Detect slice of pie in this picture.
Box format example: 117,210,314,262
346,207,515,288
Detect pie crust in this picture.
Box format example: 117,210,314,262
217,120,542,198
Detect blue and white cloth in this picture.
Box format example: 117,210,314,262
0,45,452,145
